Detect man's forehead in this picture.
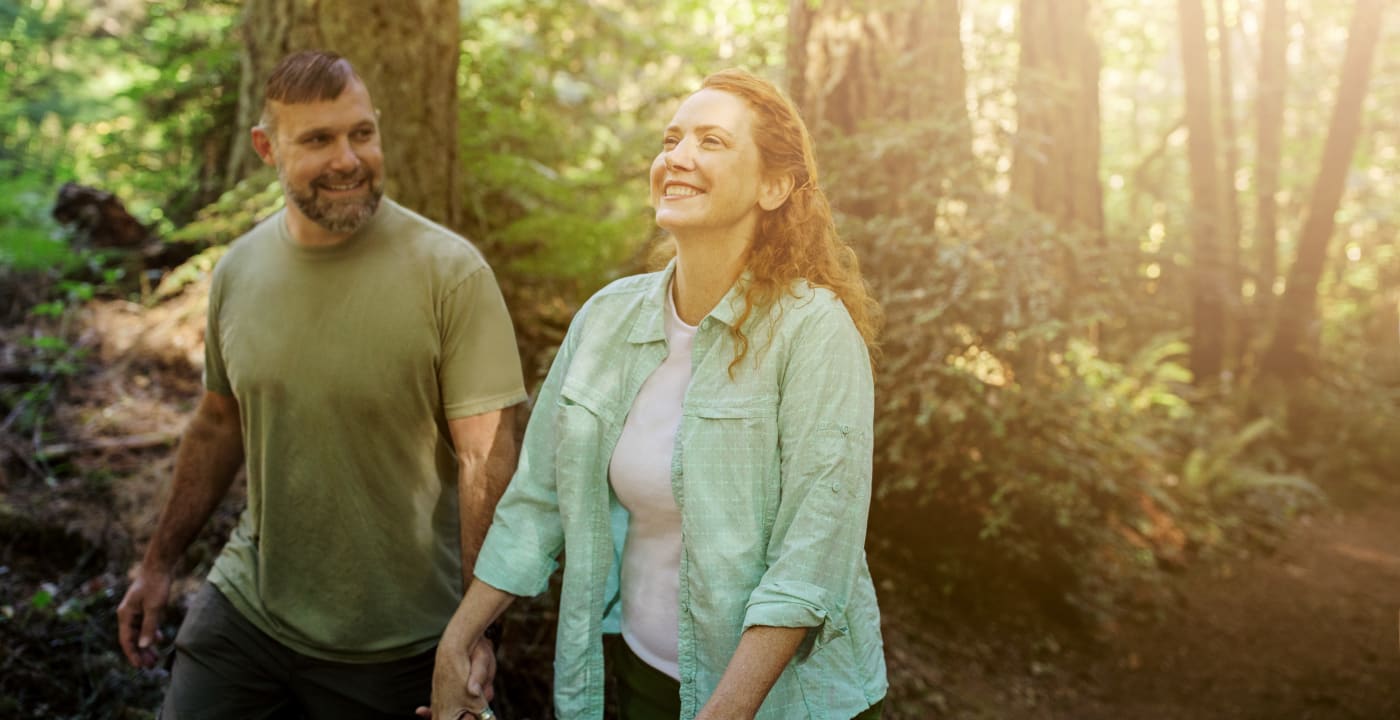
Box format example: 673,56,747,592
267,81,376,130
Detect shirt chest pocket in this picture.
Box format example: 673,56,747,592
554,380,625,500
680,395,781,530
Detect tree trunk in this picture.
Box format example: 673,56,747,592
1261,0,1385,378
1179,0,1227,384
1253,0,1288,319
1214,0,1243,366
1011,0,1103,240
787,0,971,221
225,0,461,229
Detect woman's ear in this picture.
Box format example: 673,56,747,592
758,171,795,211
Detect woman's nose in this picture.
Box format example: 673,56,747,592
664,139,695,170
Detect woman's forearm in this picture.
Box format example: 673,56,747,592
695,625,809,720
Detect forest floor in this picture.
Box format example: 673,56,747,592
2,284,1399,719
877,488,1400,719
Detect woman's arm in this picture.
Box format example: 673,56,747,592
424,580,517,719
695,626,809,720
720,295,876,714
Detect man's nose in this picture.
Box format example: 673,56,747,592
328,138,359,172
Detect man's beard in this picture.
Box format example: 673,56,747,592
283,167,383,235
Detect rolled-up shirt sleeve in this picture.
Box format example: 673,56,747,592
743,296,875,653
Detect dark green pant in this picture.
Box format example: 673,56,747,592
161,583,434,720
603,634,884,720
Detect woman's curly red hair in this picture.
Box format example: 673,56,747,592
696,68,882,373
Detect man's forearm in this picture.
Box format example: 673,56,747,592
142,394,244,572
453,405,519,583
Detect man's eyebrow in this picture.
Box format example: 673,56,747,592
293,126,333,141
293,120,375,141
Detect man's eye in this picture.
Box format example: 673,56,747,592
662,137,678,149
702,136,723,147
353,128,375,141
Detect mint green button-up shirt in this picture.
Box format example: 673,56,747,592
475,262,888,719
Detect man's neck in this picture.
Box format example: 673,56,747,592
284,205,352,247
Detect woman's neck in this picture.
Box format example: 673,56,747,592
671,232,751,326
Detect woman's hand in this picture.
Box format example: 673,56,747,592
416,635,497,719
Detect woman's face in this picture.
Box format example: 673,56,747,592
650,88,771,240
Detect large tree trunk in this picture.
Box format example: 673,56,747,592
1253,0,1288,319
1179,0,1227,384
225,0,461,229
1214,0,1244,365
787,0,971,222
1011,0,1103,240
1261,0,1385,377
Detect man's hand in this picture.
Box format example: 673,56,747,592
416,637,497,719
116,565,172,668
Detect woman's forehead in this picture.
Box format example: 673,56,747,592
668,88,754,133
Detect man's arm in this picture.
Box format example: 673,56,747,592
448,404,519,586
116,390,243,667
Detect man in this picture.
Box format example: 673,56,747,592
116,50,526,718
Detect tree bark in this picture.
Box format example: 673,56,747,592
225,0,461,229
1253,0,1288,318
1214,0,1243,364
787,0,971,221
1011,0,1103,240
1179,0,1227,384
1261,0,1385,377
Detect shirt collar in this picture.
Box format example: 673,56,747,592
628,258,751,344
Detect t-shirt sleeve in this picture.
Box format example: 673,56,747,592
203,269,232,395
439,265,528,419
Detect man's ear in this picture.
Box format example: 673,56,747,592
758,171,795,211
251,125,277,167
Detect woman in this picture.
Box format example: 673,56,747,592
429,68,887,720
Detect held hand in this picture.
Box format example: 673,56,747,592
116,566,171,668
417,637,497,719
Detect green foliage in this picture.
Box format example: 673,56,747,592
457,0,787,299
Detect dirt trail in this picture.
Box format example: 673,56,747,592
881,493,1400,719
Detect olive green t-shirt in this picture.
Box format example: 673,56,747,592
203,199,527,662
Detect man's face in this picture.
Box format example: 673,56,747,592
259,80,384,236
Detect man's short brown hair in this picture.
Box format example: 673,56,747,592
259,50,364,131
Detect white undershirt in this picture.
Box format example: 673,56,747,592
608,284,695,680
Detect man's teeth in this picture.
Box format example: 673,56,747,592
324,180,361,190
666,185,701,197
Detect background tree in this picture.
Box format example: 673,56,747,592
788,0,972,222
225,0,462,228
1252,0,1289,335
1262,0,1386,377
1178,0,1227,384
1011,0,1103,241
1213,0,1243,363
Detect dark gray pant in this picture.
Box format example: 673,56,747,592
161,583,434,720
